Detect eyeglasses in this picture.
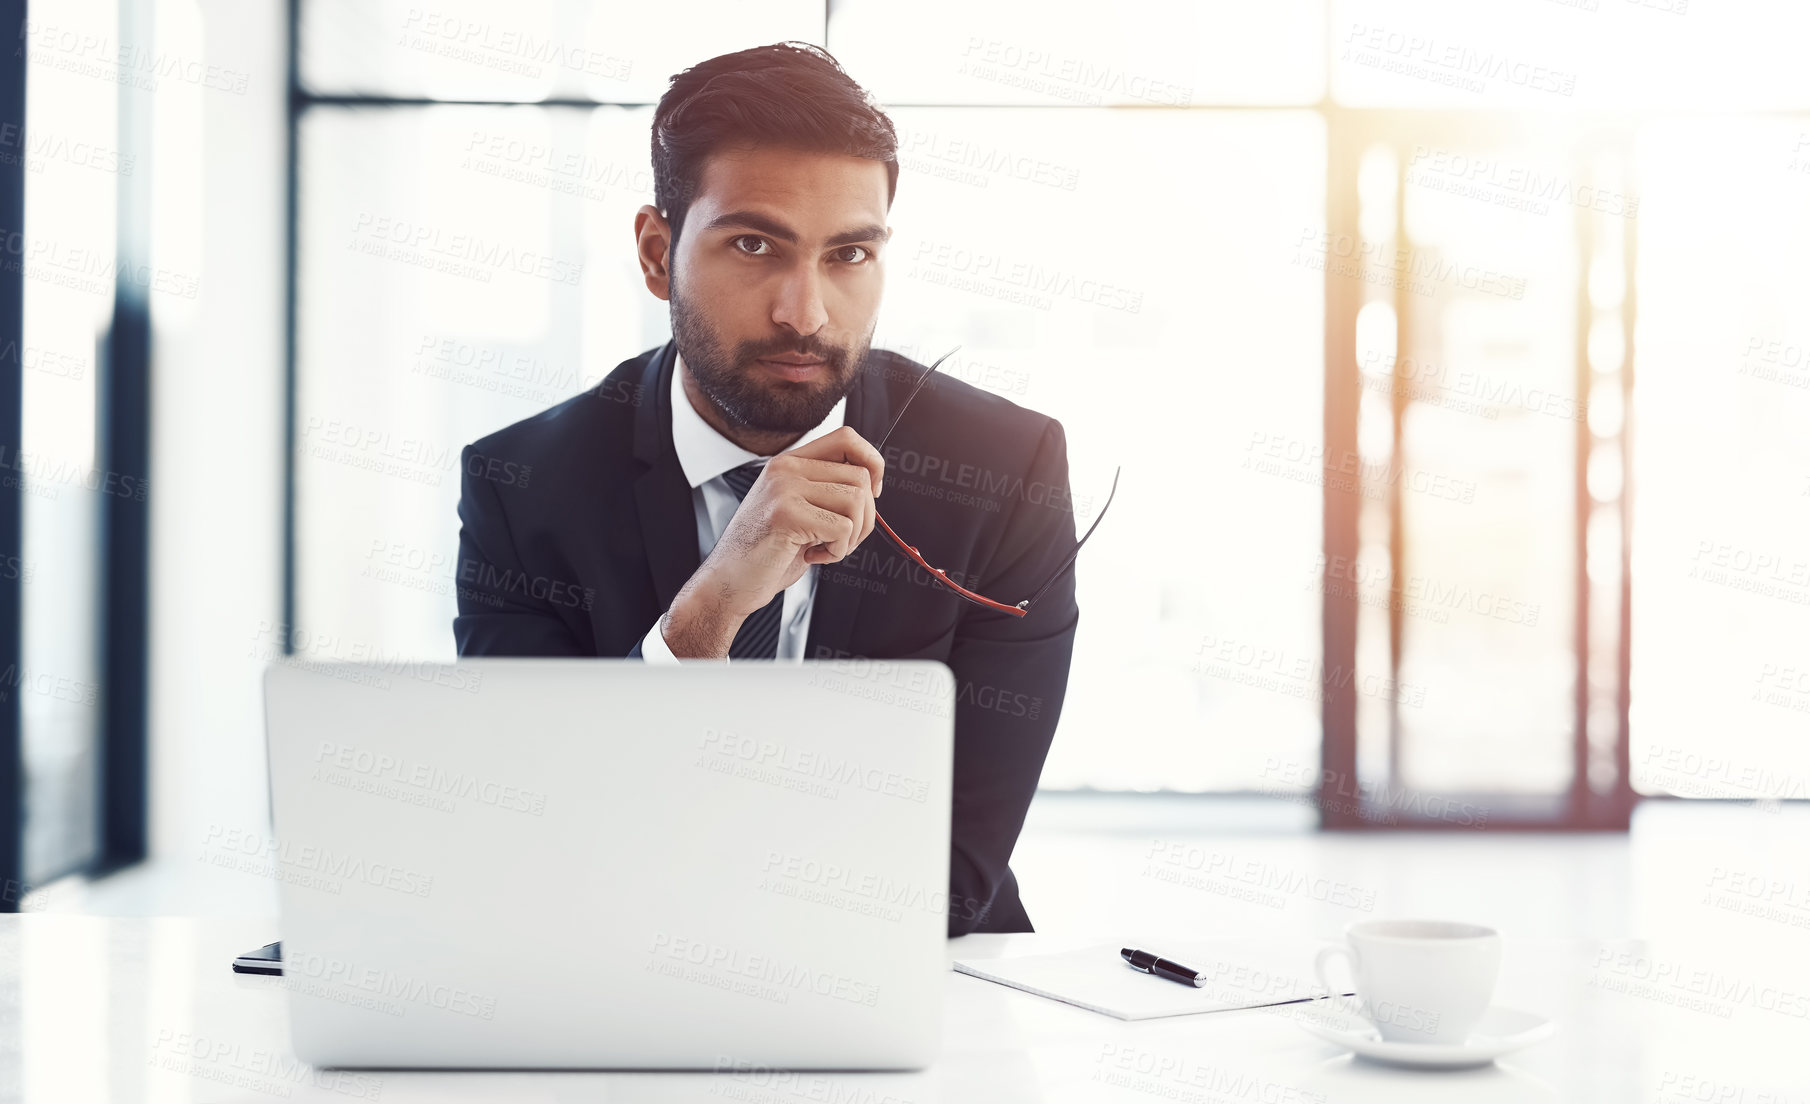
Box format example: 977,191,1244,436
869,345,1119,619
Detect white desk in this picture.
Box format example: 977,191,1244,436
2,916,1805,1102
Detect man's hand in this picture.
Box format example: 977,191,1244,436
660,426,884,658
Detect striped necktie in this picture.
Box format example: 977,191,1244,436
718,461,784,659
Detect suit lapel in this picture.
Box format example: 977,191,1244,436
805,354,894,659
631,340,701,613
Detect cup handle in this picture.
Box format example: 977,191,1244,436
1314,944,1356,1008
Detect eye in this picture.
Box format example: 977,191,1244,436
834,245,872,264
732,235,772,256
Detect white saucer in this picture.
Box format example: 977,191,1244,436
1291,1003,1555,1069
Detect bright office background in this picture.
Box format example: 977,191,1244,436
11,0,1810,897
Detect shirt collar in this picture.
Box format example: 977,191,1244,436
669,350,849,490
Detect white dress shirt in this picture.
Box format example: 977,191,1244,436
638,354,848,663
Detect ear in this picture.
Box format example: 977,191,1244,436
634,204,672,301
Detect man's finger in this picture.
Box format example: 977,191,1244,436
787,499,857,562
795,483,865,560
776,457,873,551
785,426,884,499
783,456,873,496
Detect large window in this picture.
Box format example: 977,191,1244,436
285,0,1810,822
291,3,1327,797
3,0,154,903
17,0,117,882
1629,117,1810,803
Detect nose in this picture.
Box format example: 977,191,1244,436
770,261,829,337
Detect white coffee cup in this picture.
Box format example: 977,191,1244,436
1313,919,1501,1044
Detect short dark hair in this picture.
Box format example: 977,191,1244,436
651,42,899,253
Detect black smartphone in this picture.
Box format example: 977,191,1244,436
231,940,283,975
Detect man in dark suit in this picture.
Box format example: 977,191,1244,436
452,42,1081,936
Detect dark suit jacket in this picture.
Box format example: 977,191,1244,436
452,339,1080,935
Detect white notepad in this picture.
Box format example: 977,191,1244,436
951,940,1340,1021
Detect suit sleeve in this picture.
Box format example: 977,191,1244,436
942,418,1081,936
452,444,588,657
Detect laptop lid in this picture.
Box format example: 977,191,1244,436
262,658,954,1070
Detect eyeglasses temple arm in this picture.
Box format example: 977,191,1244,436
869,343,1112,620
874,345,960,453
1020,464,1120,613
875,512,1028,618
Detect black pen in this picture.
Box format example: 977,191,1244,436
1120,947,1205,987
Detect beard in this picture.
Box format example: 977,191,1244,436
669,276,870,435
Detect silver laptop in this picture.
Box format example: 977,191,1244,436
262,658,954,1070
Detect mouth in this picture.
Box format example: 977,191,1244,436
755,356,827,382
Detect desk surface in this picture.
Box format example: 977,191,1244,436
2,916,1805,1103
